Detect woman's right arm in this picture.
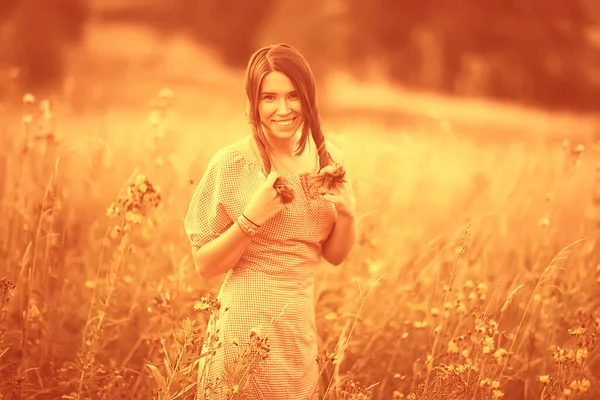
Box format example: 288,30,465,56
190,170,284,281
192,222,252,281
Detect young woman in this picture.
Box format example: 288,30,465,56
185,43,356,399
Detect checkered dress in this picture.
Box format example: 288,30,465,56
185,144,340,399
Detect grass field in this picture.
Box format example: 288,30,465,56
0,65,599,400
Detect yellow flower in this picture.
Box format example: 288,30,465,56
539,375,550,384
567,327,585,336
482,336,495,354
476,282,488,293
23,93,35,103
447,340,459,354
575,347,588,364
414,320,428,329
493,348,507,365
569,378,590,393
135,174,147,186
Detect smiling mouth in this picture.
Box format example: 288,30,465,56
273,117,296,127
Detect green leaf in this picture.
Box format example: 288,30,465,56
146,364,167,390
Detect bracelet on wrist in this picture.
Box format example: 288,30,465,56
237,215,258,237
242,212,261,228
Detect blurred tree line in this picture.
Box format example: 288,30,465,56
1,0,599,113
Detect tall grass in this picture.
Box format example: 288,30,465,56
0,89,598,399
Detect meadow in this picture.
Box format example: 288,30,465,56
0,69,599,400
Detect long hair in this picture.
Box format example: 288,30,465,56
244,43,332,175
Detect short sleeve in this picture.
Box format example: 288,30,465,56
184,149,236,248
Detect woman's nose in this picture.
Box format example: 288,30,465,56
277,98,290,115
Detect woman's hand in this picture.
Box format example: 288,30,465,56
243,171,287,226
317,165,356,218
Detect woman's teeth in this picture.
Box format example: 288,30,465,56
274,118,294,127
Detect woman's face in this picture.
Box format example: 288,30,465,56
258,71,304,141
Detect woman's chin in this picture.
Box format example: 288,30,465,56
268,125,301,140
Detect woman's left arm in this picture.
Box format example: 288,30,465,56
321,211,356,266
320,169,357,266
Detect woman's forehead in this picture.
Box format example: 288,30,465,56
261,71,296,93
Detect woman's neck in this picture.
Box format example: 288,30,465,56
265,131,302,158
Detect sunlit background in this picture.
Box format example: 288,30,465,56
1,1,600,399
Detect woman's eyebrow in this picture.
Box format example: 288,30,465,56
261,90,298,95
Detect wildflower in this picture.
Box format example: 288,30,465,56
493,348,507,365
109,225,121,240
482,336,494,354
40,99,51,118
476,282,488,293
158,87,174,100
464,280,474,289
567,327,585,336
492,389,504,398
569,378,590,393
413,320,427,329
324,311,338,320
539,375,550,384
149,110,161,126
488,319,499,333
107,202,119,218
430,307,440,316
552,346,567,363
575,347,588,364
23,93,35,104
249,327,261,338
447,340,459,354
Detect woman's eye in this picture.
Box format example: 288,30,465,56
289,93,299,100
